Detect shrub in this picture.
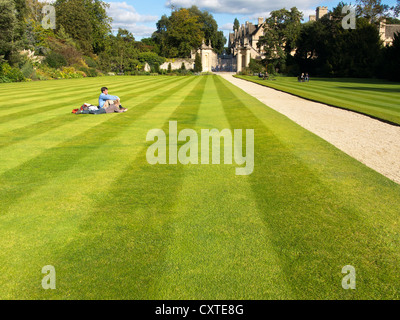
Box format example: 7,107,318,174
45,52,67,69
138,52,166,67
21,61,35,79
84,56,97,68
194,53,202,72
0,63,25,82
249,59,264,73
79,67,98,77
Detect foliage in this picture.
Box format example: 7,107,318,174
194,52,202,72
295,8,383,78
153,8,204,58
44,51,68,69
248,59,264,73
0,62,25,82
233,18,240,31
395,0,400,17
187,6,226,54
138,51,165,67
356,0,390,23
0,0,17,63
54,0,111,54
381,32,400,81
258,7,303,71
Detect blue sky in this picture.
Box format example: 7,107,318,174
106,0,398,41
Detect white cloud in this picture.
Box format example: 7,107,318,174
107,2,159,38
112,23,157,38
108,2,159,23
220,22,234,30
165,0,321,15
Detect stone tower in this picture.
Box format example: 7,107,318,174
316,6,328,20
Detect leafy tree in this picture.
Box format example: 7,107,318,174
0,0,17,61
258,7,303,71
55,0,93,53
194,52,202,72
233,18,240,31
153,8,204,58
138,51,165,66
394,0,400,17
381,32,400,81
54,0,111,54
25,0,55,51
187,6,226,54
356,0,390,23
295,5,383,78
85,0,112,53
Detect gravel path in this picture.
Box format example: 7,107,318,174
219,73,400,185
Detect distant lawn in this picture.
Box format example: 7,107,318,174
1,75,400,299
235,75,400,126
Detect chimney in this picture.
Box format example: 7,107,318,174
258,17,263,26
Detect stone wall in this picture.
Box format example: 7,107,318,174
160,58,194,71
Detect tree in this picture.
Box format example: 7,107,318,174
55,0,93,53
233,18,240,31
258,7,303,70
188,6,226,54
194,52,202,72
152,6,226,57
54,0,111,54
382,32,400,81
394,0,400,17
295,5,383,78
153,8,204,57
84,0,112,53
0,0,17,62
356,0,390,23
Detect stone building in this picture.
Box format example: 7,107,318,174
379,19,400,46
228,17,267,72
191,40,218,72
309,6,328,21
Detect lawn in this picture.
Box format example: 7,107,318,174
235,75,400,126
0,75,400,299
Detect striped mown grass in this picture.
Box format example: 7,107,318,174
235,75,400,126
0,75,400,299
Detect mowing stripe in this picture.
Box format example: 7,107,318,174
0,77,203,298
151,75,294,299
0,76,178,122
236,76,400,125
0,76,207,299
0,76,190,170
215,75,400,299
0,76,180,140
1,76,158,101
0,77,196,213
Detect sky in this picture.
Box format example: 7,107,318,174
106,0,398,41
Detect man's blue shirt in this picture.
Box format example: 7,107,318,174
99,93,119,108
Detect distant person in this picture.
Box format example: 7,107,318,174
99,87,127,113
305,73,309,82
301,73,305,82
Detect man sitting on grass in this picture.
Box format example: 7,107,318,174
99,87,128,113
